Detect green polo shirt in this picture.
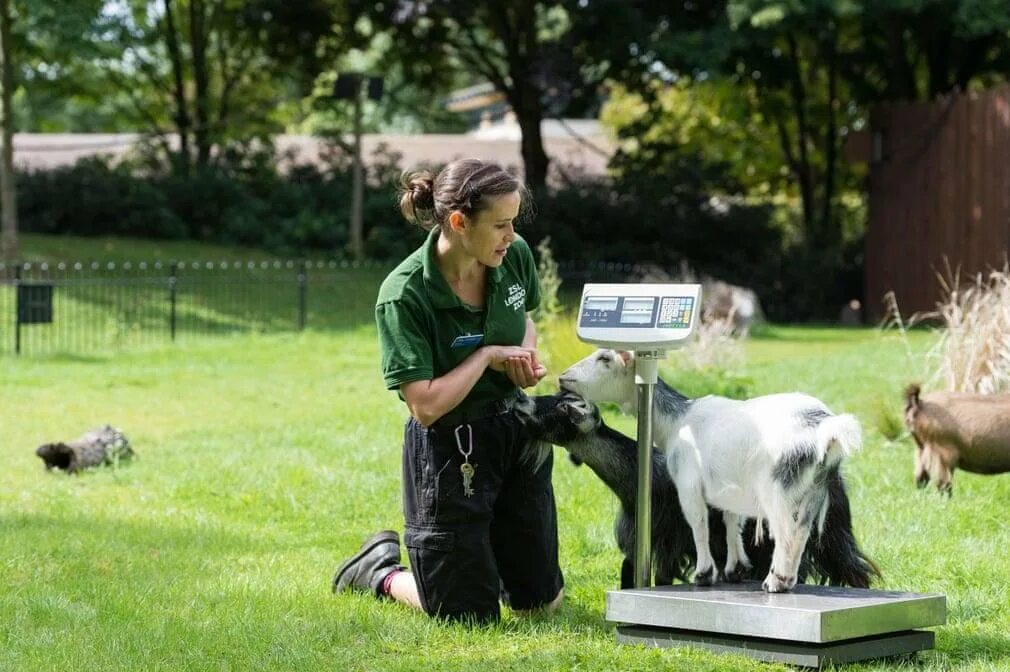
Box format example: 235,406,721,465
375,227,541,415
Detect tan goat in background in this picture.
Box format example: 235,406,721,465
904,384,1010,494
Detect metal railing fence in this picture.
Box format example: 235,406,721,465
0,258,645,357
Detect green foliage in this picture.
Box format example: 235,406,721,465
531,310,595,390
534,236,563,323
666,366,754,400
873,400,907,442
17,157,187,238
15,147,411,256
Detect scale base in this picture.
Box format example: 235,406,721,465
606,582,945,667
616,625,934,668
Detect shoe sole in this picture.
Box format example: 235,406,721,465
332,529,399,593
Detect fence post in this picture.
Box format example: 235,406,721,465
169,262,178,341
297,260,307,331
14,264,20,355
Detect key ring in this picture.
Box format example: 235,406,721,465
454,423,473,459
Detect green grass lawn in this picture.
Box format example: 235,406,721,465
3,321,1009,671
2,235,1007,670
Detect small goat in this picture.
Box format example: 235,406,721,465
904,383,1010,495
559,349,863,593
36,425,133,473
516,391,878,589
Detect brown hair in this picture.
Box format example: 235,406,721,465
399,158,527,231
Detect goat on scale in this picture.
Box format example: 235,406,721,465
559,349,865,593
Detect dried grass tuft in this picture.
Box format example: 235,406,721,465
678,310,746,372
885,260,1010,393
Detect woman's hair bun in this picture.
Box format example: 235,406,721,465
399,171,436,228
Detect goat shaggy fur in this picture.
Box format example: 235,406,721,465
36,425,133,473
516,391,878,589
905,383,1010,495
559,349,864,593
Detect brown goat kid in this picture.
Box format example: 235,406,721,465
904,384,1010,495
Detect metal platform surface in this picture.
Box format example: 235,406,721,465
606,582,946,643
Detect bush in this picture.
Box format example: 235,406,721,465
14,145,862,320
18,157,187,239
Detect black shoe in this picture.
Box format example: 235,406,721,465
332,530,403,598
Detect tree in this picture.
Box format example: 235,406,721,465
0,0,15,259
348,1,654,195
90,0,336,176
606,0,1010,254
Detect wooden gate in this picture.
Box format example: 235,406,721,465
864,86,1010,320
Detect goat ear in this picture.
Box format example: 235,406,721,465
617,350,634,366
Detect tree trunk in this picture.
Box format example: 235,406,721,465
163,0,191,176
486,2,549,194
517,106,549,195
0,0,17,261
819,29,839,250
785,35,816,236
508,78,549,195
190,0,211,170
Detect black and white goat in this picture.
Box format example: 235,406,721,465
516,391,878,589
559,349,865,593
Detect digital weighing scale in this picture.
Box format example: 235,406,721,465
575,283,945,667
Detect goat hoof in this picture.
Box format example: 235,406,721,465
724,564,747,583
762,573,795,593
694,567,716,586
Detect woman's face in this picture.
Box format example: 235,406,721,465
462,191,521,267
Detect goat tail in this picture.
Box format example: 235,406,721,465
816,413,862,465
809,470,882,588
905,383,922,410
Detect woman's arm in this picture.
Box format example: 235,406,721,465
401,344,535,427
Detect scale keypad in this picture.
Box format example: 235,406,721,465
657,296,693,328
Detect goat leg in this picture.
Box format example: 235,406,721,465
676,481,718,585
722,511,752,582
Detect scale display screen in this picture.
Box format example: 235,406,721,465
576,283,701,349
620,298,656,325
578,295,694,329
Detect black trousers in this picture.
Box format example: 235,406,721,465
401,409,564,623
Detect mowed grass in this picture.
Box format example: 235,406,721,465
2,288,1010,669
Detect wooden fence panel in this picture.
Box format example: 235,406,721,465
864,87,1010,320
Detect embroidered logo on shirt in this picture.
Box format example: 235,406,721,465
504,283,526,312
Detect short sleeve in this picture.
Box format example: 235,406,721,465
516,235,541,312
375,298,434,390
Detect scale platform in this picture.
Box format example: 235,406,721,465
607,582,946,667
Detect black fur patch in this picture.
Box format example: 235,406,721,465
772,441,819,489
797,408,831,428
656,379,691,418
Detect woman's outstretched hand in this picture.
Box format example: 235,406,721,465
485,346,547,388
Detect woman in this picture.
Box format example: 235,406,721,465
332,159,563,623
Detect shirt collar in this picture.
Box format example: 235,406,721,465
420,227,504,309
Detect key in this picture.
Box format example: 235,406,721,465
460,461,476,497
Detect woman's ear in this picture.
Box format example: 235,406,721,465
448,211,466,233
